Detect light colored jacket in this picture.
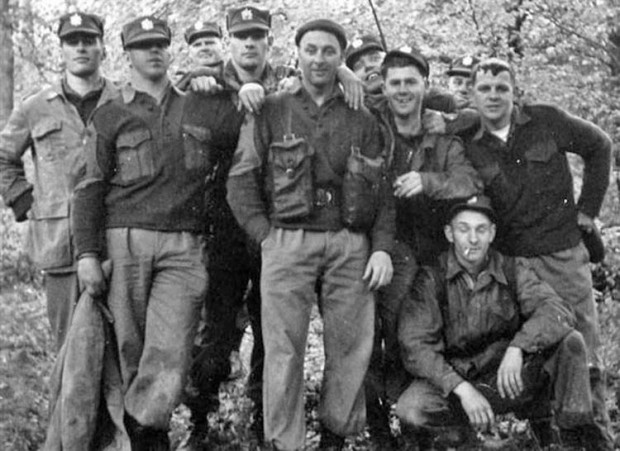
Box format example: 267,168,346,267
0,79,118,270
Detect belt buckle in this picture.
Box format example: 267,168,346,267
315,188,334,208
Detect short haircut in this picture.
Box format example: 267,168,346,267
380,55,428,80
471,57,516,86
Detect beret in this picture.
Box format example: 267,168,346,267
295,19,347,50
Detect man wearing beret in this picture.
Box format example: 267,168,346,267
445,54,480,110
227,18,394,451
397,195,606,449
364,45,482,449
72,16,244,449
176,20,225,91
0,11,117,350
461,57,614,450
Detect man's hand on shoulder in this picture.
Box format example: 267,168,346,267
190,75,223,94
497,346,524,400
77,255,107,298
238,82,266,114
577,211,595,233
278,76,302,95
336,64,364,111
362,250,393,290
453,381,494,430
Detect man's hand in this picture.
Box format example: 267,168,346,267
336,65,364,110
278,76,302,95
497,346,524,400
77,255,107,298
362,250,393,290
238,82,266,114
393,171,424,198
422,109,450,134
577,211,595,234
190,75,223,94
453,381,494,430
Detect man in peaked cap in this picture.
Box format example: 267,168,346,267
0,11,117,350
176,20,225,91
446,54,480,109
396,194,607,449
363,45,481,449
73,15,244,449
345,34,386,95
227,17,394,451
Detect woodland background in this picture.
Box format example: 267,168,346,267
0,0,620,449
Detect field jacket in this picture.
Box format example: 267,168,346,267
399,249,576,396
0,79,118,270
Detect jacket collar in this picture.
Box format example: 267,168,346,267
445,247,508,286
120,81,181,104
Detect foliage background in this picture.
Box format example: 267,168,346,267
1,0,619,449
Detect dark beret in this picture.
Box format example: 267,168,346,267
295,19,347,50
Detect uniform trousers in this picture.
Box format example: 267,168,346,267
525,241,611,441
261,228,374,451
105,228,206,430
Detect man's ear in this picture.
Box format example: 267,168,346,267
489,223,496,243
268,34,274,46
101,45,107,61
444,224,454,243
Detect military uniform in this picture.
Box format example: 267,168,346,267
0,12,116,349
72,16,242,447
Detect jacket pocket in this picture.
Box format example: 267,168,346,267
27,201,73,269
268,136,315,221
341,146,384,231
114,129,155,185
32,118,67,161
182,124,211,172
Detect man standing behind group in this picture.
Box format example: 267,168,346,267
445,55,479,110
227,19,394,451
176,21,225,91
0,12,117,350
464,57,614,450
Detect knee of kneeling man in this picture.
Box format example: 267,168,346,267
560,330,587,355
395,397,427,427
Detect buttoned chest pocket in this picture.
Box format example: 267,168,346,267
182,124,211,172
488,290,519,332
114,129,155,185
524,141,559,180
32,119,67,161
268,136,315,221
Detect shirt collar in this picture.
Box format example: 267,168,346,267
472,103,530,142
446,247,508,286
120,81,180,104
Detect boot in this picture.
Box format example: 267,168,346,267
318,427,345,450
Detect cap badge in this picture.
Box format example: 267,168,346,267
463,56,473,66
241,8,253,21
399,45,412,53
352,38,363,49
467,196,478,204
194,20,203,30
69,14,83,26
141,18,154,30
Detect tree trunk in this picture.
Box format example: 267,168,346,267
0,0,14,128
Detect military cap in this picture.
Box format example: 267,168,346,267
295,19,347,50
57,12,104,38
446,55,480,77
226,6,271,34
185,21,222,44
448,195,495,223
383,45,429,78
345,34,384,69
121,16,171,49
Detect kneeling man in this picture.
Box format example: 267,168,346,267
396,195,607,450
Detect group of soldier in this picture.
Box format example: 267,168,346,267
0,4,615,451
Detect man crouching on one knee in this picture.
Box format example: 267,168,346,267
396,195,607,450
